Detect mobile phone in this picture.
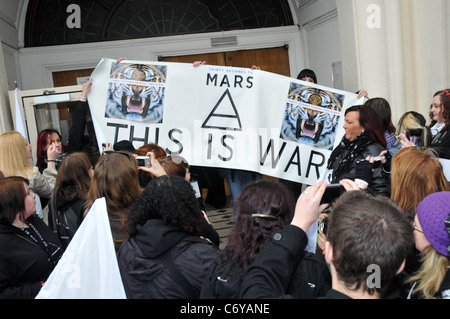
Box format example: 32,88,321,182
320,183,344,204
402,130,411,141
371,155,386,169
136,156,151,168
319,218,328,235
190,181,201,198
373,155,385,162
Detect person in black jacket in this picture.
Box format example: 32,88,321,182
428,89,450,159
239,182,414,299
0,176,63,299
327,105,391,197
117,175,218,299
201,180,331,299
36,79,93,174
51,152,93,248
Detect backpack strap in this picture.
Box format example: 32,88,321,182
159,252,198,298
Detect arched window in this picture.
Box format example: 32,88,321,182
25,0,293,47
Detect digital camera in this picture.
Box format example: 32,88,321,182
136,156,151,168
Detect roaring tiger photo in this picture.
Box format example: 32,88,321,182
105,63,166,123
280,83,345,150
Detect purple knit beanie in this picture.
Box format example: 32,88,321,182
416,192,450,257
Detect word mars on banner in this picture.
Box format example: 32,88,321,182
88,58,359,185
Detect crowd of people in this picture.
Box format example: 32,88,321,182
0,65,449,300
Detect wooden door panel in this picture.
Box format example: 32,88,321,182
160,46,290,76
161,52,226,66
52,69,94,87
224,47,290,76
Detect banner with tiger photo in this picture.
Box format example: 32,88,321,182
89,58,360,185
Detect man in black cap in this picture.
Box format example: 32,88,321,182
113,140,136,153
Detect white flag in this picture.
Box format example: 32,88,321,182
36,198,126,299
439,159,450,182
14,88,28,142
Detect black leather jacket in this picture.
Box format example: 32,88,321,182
328,142,391,197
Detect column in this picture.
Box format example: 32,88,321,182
0,35,13,132
336,0,448,123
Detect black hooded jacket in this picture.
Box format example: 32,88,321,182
200,249,331,299
117,219,218,299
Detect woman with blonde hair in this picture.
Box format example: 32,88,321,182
408,192,450,299
389,111,432,156
86,151,143,252
0,131,59,224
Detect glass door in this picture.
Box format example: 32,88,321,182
9,85,100,165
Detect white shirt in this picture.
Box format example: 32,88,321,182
431,122,445,136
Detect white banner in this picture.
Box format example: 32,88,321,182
36,198,126,299
89,58,360,185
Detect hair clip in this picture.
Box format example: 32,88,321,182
251,214,278,220
443,90,450,97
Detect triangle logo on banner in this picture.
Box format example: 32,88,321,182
202,89,242,131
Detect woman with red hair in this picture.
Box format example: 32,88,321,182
36,79,92,173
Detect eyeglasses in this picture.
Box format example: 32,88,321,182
411,220,424,234
102,150,132,162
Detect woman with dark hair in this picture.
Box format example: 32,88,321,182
365,97,397,150
200,180,331,299
296,68,368,98
297,68,318,84
327,105,390,196
157,155,219,245
158,155,190,181
117,175,218,299
0,176,63,298
86,151,142,252
51,152,93,248
428,89,450,159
